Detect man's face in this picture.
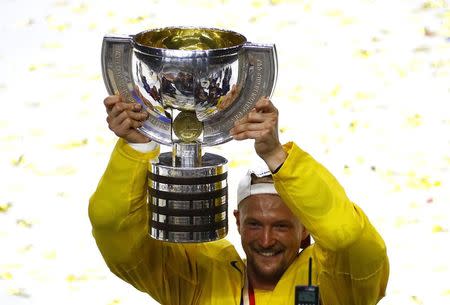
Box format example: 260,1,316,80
234,194,307,286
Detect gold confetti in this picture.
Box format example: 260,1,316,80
406,114,422,127
355,91,373,100
108,27,118,34
28,63,54,72
251,0,265,9
43,250,57,260
325,9,343,17
356,156,365,164
341,100,353,109
0,202,12,213
392,184,402,192
229,159,251,169
16,18,35,28
16,219,33,228
343,165,351,175
40,166,77,176
53,0,69,7
442,11,450,36
410,295,424,304
42,42,63,49
349,120,358,132
56,138,88,149
405,173,440,190
270,0,285,5
0,272,13,280
330,85,341,97
395,66,408,78
66,274,77,282
72,3,88,14
422,0,447,9
8,288,30,298
88,74,101,80
49,23,71,32
340,16,357,25
432,224,446,233
66,274,89,282
18,244,33,253
356,49,371,59
81,93,91,101
125,16,149,24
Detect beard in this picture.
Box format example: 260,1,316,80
247,256,287,284
246,243,289,284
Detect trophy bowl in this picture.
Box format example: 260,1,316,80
102,26,277,146
101,27,277,242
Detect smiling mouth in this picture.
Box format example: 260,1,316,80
255,249,283,257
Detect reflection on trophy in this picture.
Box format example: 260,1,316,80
101,27,277,242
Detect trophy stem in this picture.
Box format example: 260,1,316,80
172,142,202,167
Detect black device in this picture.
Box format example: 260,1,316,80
295,257,320,305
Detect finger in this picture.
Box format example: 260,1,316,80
118,117,143,134
254,97,277,114
231,121,266,136
231,121,276,139
109,102,137,119
233,108,255,126
234,110,276,129
109,109,138,130
108,109,147,125
234,97,275,124
127,109,149,121
104,95,121,113
232,129,269,141
111,117,142,138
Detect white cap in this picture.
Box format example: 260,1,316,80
237,166,278,205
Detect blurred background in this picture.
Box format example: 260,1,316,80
0,0,449,304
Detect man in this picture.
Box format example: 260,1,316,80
89,95,389,304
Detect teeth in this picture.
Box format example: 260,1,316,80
258,251,277,257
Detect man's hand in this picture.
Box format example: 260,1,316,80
104,95,150,143
230,97,287,172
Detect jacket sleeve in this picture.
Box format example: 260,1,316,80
272,142,389,305
88,139,228,305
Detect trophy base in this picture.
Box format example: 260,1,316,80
148,152,228,242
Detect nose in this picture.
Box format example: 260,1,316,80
259,227,276,248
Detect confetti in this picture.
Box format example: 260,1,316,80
0,202,13,213
56,139,89,149
1,1,449,305
16,219,33,228
7,288,30,298
0,272,13,280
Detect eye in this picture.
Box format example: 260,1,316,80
274,223,290,231
246,221,261,229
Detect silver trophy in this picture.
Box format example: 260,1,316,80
101,27,277,242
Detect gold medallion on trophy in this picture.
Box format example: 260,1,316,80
172,111,203,142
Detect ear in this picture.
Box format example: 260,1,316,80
302,227,309,240
233,209,241,233
300,227,310,249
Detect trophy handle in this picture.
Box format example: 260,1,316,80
101,35,172,145
202,42,278,146
241,42,278,99
101,35,135,100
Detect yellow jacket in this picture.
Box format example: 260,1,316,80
89,139,389,305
